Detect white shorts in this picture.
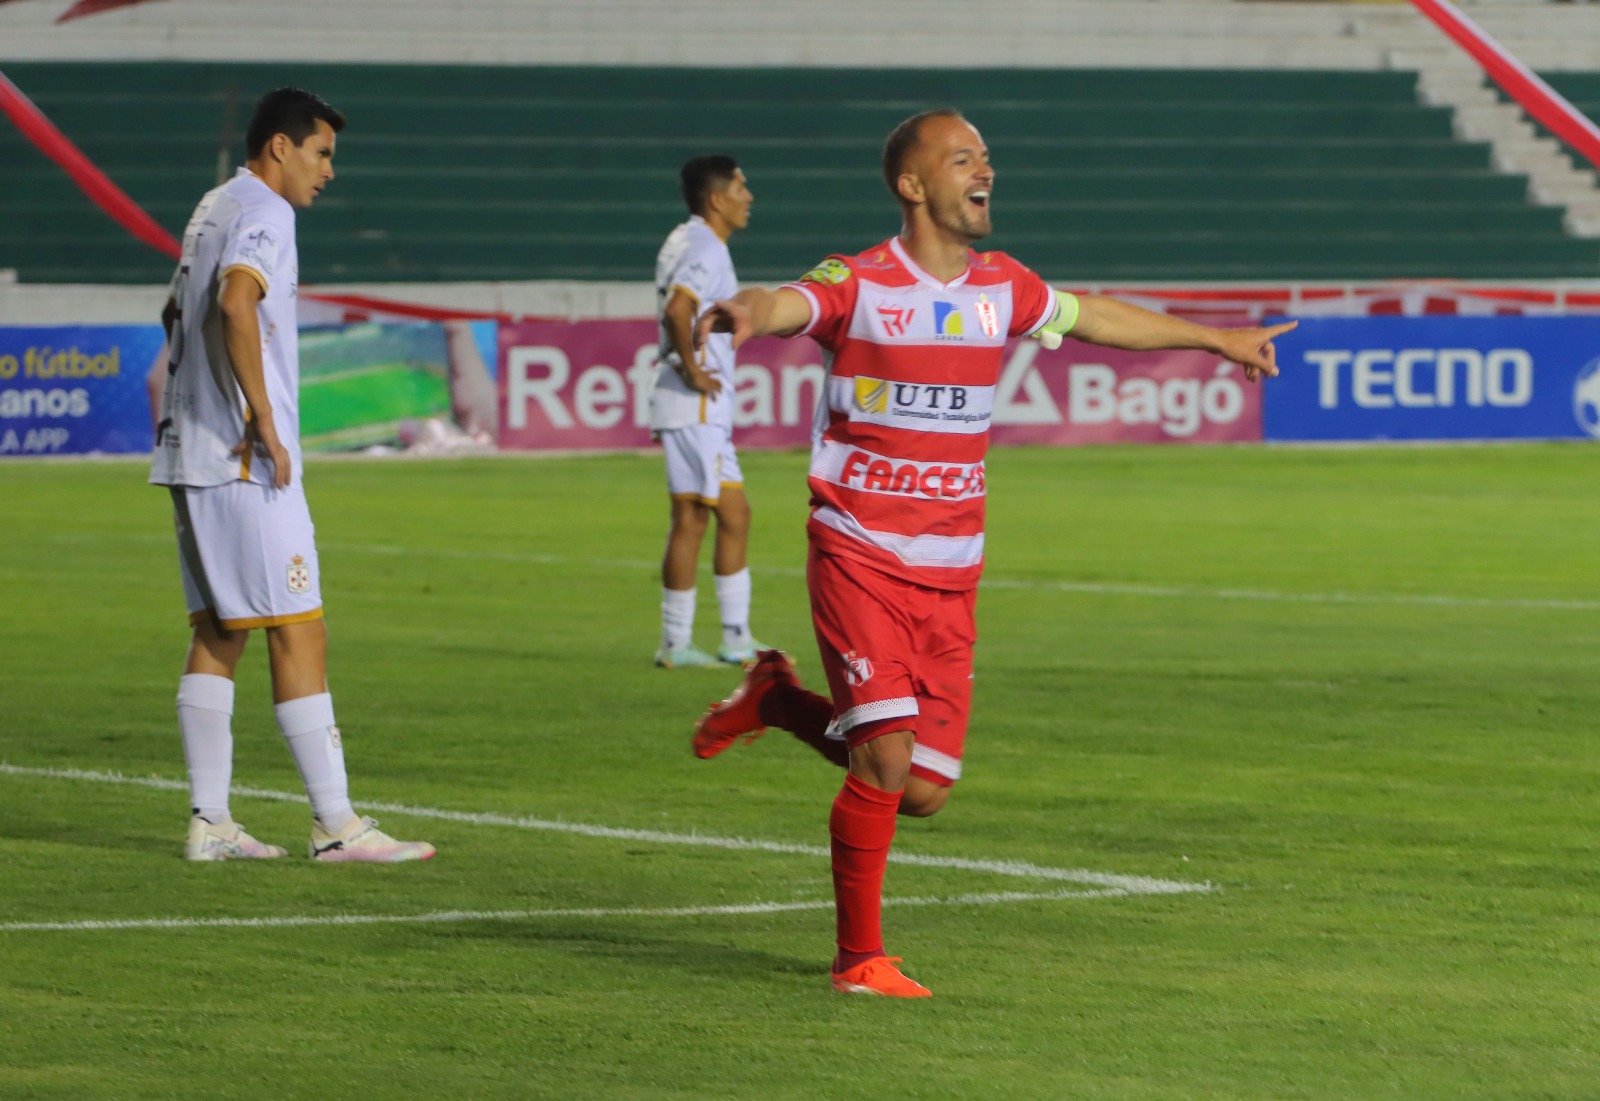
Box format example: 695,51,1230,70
170,481,324,630
660,423,742,505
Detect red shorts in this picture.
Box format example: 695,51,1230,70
806,545,977,788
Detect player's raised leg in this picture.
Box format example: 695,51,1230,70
693,650,846,765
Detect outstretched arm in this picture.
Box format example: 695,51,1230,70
694,286,813,351
1069,295,1297,383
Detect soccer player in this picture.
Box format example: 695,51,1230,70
692,110,1296,996
650,155,769,667
149,87,434,864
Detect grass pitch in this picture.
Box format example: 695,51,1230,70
3,443,1599,1100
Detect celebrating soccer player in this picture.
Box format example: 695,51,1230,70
692,110,1294,997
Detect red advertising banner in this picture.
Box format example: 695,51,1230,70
497,317,1262,452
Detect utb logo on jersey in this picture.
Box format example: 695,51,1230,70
932,301,964,339
801,258,851,285
854,376,890,414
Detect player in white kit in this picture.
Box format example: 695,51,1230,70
650,156,769,667
149,87,433,863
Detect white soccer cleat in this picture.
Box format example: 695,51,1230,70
716,639,773,666
185,816,288,861
309,816,435,863
654,644,720,669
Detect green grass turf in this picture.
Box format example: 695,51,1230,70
2,443,1599,1100
300,362,451,448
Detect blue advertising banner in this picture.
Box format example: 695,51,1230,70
0,325,165,456
1266,317,1600,443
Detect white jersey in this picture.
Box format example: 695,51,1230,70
650,215,736,433
150,168,301,489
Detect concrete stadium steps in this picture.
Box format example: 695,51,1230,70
1,0,1595,70
3,61,1598,283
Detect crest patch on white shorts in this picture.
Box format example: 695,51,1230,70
287,554,311,594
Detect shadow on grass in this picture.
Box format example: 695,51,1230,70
444,919,821,983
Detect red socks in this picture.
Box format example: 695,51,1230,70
762,682,849,768
829,771,903,971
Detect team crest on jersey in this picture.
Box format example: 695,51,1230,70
854,376,890,414
800,258,851,285
975,294,1000,339
842,650,874,687
932,301,964,339
286,554,310,594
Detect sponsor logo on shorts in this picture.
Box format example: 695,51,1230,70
842,650,874,687
287,554,310,594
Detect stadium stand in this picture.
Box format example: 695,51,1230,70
4,61,1597,285
1,1,1597,286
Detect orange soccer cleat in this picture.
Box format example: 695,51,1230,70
829,956,932,998
691,649,797,759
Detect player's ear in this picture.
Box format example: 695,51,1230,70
897,173,924,205
268,132,290,164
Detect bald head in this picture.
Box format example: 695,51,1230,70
882,109,966,203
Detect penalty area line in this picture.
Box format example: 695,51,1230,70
0,887,1139,935
0,762,1210,896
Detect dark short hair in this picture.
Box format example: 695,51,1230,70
882,108,964,199
245,87,346,159
680,155,741,216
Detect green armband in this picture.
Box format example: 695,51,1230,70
1032,290,1080,349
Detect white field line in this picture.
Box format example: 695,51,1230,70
41,532,1600,612
0,762,1209,897
0,888,1134,935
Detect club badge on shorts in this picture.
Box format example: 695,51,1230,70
287,553,311,594
842,650,874,687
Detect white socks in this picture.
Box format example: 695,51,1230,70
178,673,235,822
661,587,696,650
715,568,753,651
275,692,356,832
665,571,753,652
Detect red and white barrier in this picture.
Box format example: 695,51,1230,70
0,67,181,260
1411,0,1600,173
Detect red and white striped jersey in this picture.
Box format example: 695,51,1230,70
783,236,1057,591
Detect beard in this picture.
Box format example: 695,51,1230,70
933,194,991,242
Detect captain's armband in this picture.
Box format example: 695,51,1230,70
1032,290,1080,350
